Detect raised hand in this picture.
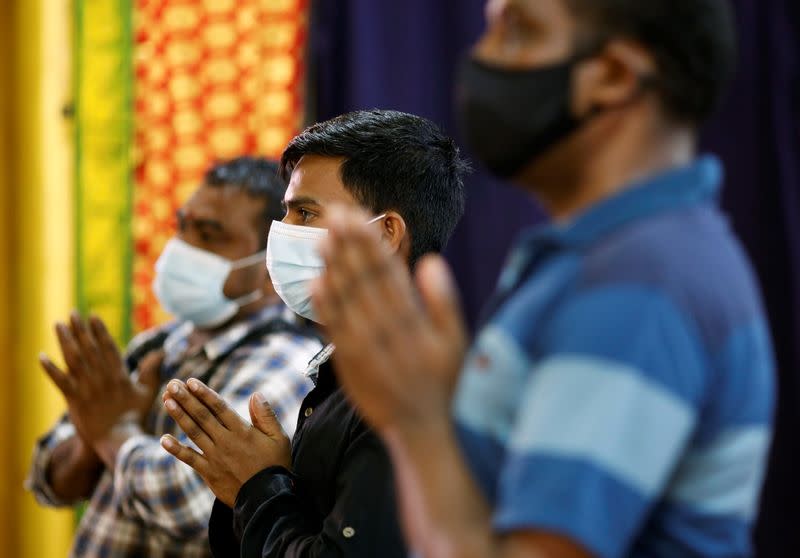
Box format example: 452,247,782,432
160,378,291,507
311,205,468,435
39,312,163,467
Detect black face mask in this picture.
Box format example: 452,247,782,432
456,54,588,179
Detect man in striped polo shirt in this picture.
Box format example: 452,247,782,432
312,0,775,557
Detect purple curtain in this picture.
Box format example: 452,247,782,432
308,1,799,554
703,2,800,555
309,0,544,327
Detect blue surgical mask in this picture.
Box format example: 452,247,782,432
153,238,265,328
266,214,386,323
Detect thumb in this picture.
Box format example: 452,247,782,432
137,349,165,389
249,392,283,436
415,255,467,351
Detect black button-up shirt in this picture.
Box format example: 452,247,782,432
208,359,407,557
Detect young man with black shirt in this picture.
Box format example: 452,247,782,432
160,109,468,557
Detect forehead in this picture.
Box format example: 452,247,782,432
284,154,359,206
183,184,263,221
487,0,572,24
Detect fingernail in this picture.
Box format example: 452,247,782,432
38,352,48,362
160,435,174,449
165,399,177,411
253,392,266,404
168,382,180,394
187,379,199,392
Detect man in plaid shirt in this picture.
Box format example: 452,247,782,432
26,157,321,557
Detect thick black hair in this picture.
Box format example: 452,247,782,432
281,109,469,263
204,156,287,247
567,0,737,123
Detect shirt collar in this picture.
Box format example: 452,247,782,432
521,155,723,251
304,343,335,385
163,301,296,364
488,156,723,305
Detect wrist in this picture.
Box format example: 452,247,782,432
93,420,144,471
70,435,101,465
383,414,454,459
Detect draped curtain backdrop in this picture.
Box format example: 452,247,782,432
76,0,311,343
308,1,800,555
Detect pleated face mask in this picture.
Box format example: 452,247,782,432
153,238,264,328
266,214,386,323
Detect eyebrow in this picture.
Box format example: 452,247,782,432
282,196,321,212
176,210,224,231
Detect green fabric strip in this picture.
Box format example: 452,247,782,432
73,0,134,346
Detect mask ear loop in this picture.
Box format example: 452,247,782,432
232,290,263,307
366,213,388,225
228,249,270,307
230,249,268,270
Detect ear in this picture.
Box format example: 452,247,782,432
380,211,407,256
572,38,658,117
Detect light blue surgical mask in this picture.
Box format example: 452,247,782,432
266,214,386,323
153,238,265,328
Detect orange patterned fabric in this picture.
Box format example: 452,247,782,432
132,0,308,332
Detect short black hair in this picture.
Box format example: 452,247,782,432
281,109,468,263
204,156,286,247
566,0,737,123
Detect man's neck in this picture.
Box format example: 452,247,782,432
519,111,697,223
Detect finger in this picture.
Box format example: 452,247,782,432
330,211,420,320
326,217,422,347
69,311,102,373
160,434,210,475
248,392,285,437
137,349,165,390
163,390,216,453
89,315,126,380
165,380,226,441
317,218,388,334
39,353,76,396
68,313,107,392
186,378,247,431
415,255,468,352
317,249,380,341
55,322,89,383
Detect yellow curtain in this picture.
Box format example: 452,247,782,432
0,0,75,556
0,2,308,556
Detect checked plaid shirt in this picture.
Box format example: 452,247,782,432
27,302,321,557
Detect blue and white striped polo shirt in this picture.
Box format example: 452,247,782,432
453,156,775,557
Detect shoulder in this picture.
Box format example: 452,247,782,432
124,321,180,356
577,206,765,351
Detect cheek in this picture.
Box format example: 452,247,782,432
223,265,267,297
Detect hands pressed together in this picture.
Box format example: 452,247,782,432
160,378,292,507
156,205,469,511
41,205,468,512
39,312,163,469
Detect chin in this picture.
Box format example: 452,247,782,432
512,143,583,203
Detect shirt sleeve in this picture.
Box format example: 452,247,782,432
25,414,81,507
112,433,215,538
492,288,706,558
232,430,407,558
